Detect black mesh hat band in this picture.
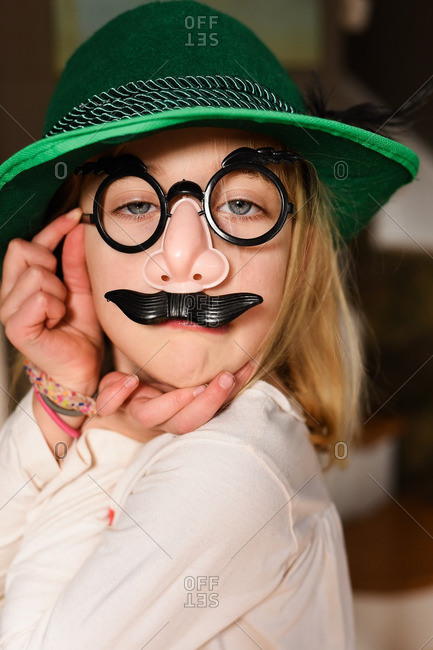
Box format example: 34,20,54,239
45,75,298,137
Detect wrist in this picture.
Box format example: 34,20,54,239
25,361,99,460
24,360,97,417
34,388,83,435
32,391,82,458
43,375,99,399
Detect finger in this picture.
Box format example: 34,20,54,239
124,362,256,434
126,386,201,430
159,373,236,435
95,374,140,416
62,223,91,295
0,264,67,324
98,371,131,394
4,291,66,349
61,222,106,341
32,208,82,250
233,360,256,386
161,362,256,435
97,371,161,396
128,381,168,400
1,211,81,301
1,239,58,301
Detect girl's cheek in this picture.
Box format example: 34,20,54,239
83,229,100,288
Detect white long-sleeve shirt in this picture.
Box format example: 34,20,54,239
0,380,355,649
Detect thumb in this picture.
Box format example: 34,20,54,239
96,373,140,416
62,222,91,295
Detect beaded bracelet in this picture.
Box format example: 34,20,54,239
38,390,84,417
24,360,97,416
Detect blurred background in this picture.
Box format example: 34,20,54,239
0,1,432,647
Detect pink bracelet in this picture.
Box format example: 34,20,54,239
34,388,82,438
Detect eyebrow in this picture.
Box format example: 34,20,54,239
144,161,165,176
87,152,224,183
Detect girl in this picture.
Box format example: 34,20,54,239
0,2,421,647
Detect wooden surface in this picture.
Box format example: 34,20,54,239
344,496,433,591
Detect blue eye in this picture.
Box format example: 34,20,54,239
226,199,255,215
124,202,154,215
219,198,262,219
114,201,160,218
103,177,161,221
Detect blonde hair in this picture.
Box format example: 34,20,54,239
239,157,364,456
11,139,364,460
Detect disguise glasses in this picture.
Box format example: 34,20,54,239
75,146,301,253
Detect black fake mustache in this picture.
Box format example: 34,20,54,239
105,290,263,328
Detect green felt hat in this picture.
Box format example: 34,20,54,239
0,0,419,260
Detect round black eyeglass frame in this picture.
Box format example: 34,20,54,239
74,146,302,254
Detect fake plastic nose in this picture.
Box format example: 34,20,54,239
142,197,229,292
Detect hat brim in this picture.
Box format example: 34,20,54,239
0,106,419,258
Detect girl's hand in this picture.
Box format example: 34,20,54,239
0,209,104,396
84,362,255,441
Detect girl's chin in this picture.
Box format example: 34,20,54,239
134,372,179,393
111,328,245,388
137,368,210,392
